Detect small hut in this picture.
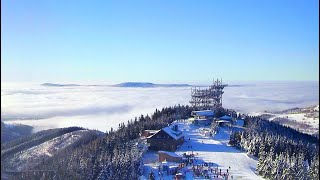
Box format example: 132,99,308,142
191,110,215,125
158,151,182,163
217,115,233,126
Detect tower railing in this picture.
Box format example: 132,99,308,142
190,79,227,111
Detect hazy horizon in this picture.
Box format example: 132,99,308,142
2,81,318,132
1,79,319,86
2,0,319,132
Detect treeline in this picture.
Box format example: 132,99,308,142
1,127,84,158
12,105,194,180
3,129,103,173
229,115,319,180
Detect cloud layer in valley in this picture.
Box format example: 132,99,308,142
1,81,318,132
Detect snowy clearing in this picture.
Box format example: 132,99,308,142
247,105,319,135
142,120,264,180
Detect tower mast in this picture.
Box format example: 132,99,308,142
190,78,227,111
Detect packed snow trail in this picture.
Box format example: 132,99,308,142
142,120,264,180
175,121,264,180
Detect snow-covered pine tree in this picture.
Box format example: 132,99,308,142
257,144,266,175
308,155,319,180
263,146,275,178
271,153,282,179
296,152,309,180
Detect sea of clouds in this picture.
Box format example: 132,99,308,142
1,81,319,132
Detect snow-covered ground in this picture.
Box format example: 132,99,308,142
248,105,319,135
270,113,318,128
142,121,264,180
8,130,89,171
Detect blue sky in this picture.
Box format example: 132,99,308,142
1,0,319,84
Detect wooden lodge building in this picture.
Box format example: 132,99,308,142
147,125,184,151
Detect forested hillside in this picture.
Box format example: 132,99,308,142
1,127,103,179
1,121,33,144
4,105,317,179
229,116,319,179
7,105,193,179
2,127,84,158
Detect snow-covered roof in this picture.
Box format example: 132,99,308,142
144,130,159,133
146,130,161,138
161,161,169,165
219,115,232,120
169,165,178,169
194,118,210,121
147,125,184,140
158,151,182,158
162,126,184,140
216,120,232,123
192,110,214,117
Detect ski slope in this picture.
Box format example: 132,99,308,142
176,122,263,180
142,120,264,180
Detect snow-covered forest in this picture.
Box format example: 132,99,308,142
229,116,319,179
5,105,193,179
2,105,319,179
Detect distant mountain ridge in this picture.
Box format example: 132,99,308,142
113,82,192,87
41,82,247,88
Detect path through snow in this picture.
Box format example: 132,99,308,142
175,121,264,180
142,121,264,179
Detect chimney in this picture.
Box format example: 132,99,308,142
174,124,178,131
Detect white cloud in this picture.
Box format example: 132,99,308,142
1,81,318,132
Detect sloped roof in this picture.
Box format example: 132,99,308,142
162,126,184,140
158,151,182,158
219,115,232,120
147,125,184,140
144,130,159,133
194,118,211,121
192,110,214,116
146,130,161,138
216,120,231,123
